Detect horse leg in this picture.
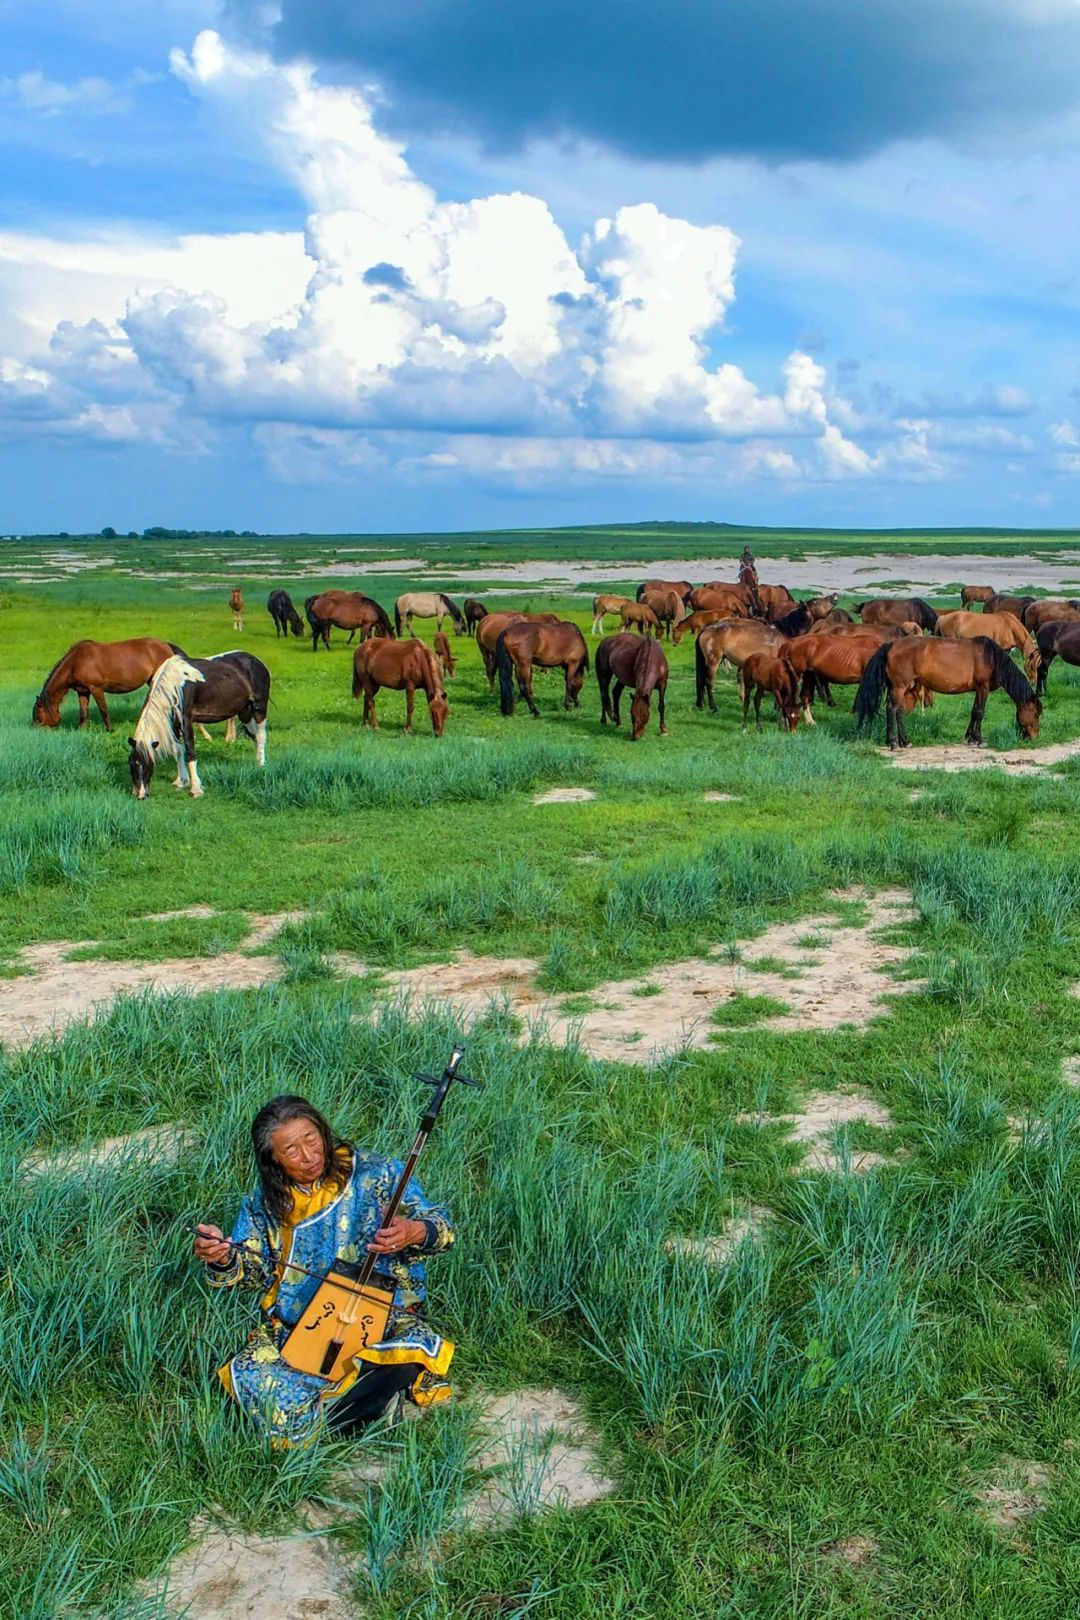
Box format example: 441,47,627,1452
657,678,668,736
347,629,356,645
755,685,765,731
966,685,988,745
738,668,750,729
799,673,815,726
611,679,624,726
90,688,112,730
75,690,89,727
598,667,611,723
705,660,718,714
225,717,237,744
404,684,415,735
521,662,540,718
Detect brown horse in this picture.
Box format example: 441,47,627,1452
984,593,1035,620
592,593,637,634
477,611,560,686
1035,619,1080,697
695,620,785,711
230,588,244,631
638,578,693,604
856,597,939,632
1022,598,1080,633
596,632,669,740
619,602,662,637
671,608,727,645
352,638,448,737
463,598,489,637
640,587,685,638
496,621,589,717
783,633,892,725
434,629,456,678
32,637,181,730
805,593,841,621
961,584,995,607
688,583,755,617
306,589,395,651
855,635,1041,748
739,651,801,732
936,610,1040,685
756,583,797,622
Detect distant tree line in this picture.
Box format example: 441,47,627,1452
96,527,261,540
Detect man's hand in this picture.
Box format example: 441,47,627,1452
193,1223,233,1266
366,1216,427,1256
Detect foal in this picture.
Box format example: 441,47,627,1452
738,652,801,732
230,588,244,631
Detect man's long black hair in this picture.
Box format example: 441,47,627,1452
251,1095,352,1224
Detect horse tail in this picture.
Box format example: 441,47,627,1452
351,655,364,700
853,641,891,730
495,630,516,716
580,643,590,675
911,597,938,632
985,637,1035,706
394,601,404,635
695,633,708,707
636,582,648,602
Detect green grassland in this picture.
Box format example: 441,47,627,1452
4,531,1080,1616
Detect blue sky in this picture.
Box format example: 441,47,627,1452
2,0,1080,534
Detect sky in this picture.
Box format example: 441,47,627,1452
2,0,1080,534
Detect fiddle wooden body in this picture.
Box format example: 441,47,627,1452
281,1266,395,1382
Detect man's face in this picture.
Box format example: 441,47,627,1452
270,1118,327,1185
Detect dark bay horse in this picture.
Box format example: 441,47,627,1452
596,632,668,740
496,621,589,717
128,651,271,797
477,611,560,686
463,598,489,636
739,651,801,732
1022,599,1080,634
856,597,939,632
32,637,181,730
854,635,1041,748
984,593,1035,621
306,589,394,650
1035,619,1080,697
352,638,448,737
267,589,304,638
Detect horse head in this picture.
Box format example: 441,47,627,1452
31,690,60,727
1017,697,1042,740
429,693,449,737
128,737,159,798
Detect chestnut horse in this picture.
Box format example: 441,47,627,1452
1022,599,1080,633
306,590,395,651
756,584,797,622
961,584,995,607
463,598,489,637
434,630,456,678
689,583,755,618
32,637,181,730
639,587,685,638
637,578,693,604
807,607,855,630
856,597,939,632
267,589,304,638
128,651,271,798
695,620,786,711
352,638,448,737
854,635,1041,748
596,632,669,740
619,602,662,637
592,593,637,634
477,611,560,686
936,610,1040,685
496,621,589,717
230,589,244,631
1035,619,1080,697
783,633,894,725
739,651,801,732
984,593,1035,621
671,608,726,645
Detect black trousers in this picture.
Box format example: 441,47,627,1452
326,1360,421,1436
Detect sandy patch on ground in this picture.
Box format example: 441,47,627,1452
152,1388,612,1619
665,1204,774,1264
0,912,301,1048
532,786,596,804
23,1123,196,1178
881,737,1080,776
739,1089,895,1173
972,1458,1054,1534
703,791,741,802
1063,1056,1080,1087
821,1534,878,1568
383,888,920,1062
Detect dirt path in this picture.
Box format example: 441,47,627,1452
881,736,1080,776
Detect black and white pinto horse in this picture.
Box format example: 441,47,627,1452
128,651,271,798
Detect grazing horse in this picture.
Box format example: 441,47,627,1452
1022,598,1080,634
671,609,725,645
496,621,589,717
640,587,686,639
434,629,456,678
854,636,1041,748
394,592,466,636
596,633,669,740
477,611,560,686
961,584,995,607
695,620,786,711
807,606,855,630
984,593,1035,621
856,597,938,632
936,610,1041,686
306,589,395,651
463,598,489,636
267,589,304,639
619,602,662,638
771,601,814,638
32,637,181,731
1034,619,1080,697
688,583,756,618
637,578,693,605
756,584,797,623
230,589,244,631
739,651,801,732
592,593,637,634
352,638,448,738
128,651,271,798
783,633,893,725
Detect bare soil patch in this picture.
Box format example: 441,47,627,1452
466,1387,615,1526
532,787,596,804
821,1534,878,1569
665,1204,774,1265
882,737,1080,776
972,1457,1054,1534
703,791,741,802
23,1123,196,1179
1063,1055,1080,1087
150,1526,352,1620
740,1089,895,1173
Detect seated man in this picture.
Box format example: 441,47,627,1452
193,1094,454,1446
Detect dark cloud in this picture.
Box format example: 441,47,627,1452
233,0,1080,164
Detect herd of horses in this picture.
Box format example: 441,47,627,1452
26,570,1080,794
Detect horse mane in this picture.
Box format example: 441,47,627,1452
909,597,939,631
438,593,463,625
35,645,76,705
372,598,394,637
773,602,811,637
134,655,205,754
982,637,1035,706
